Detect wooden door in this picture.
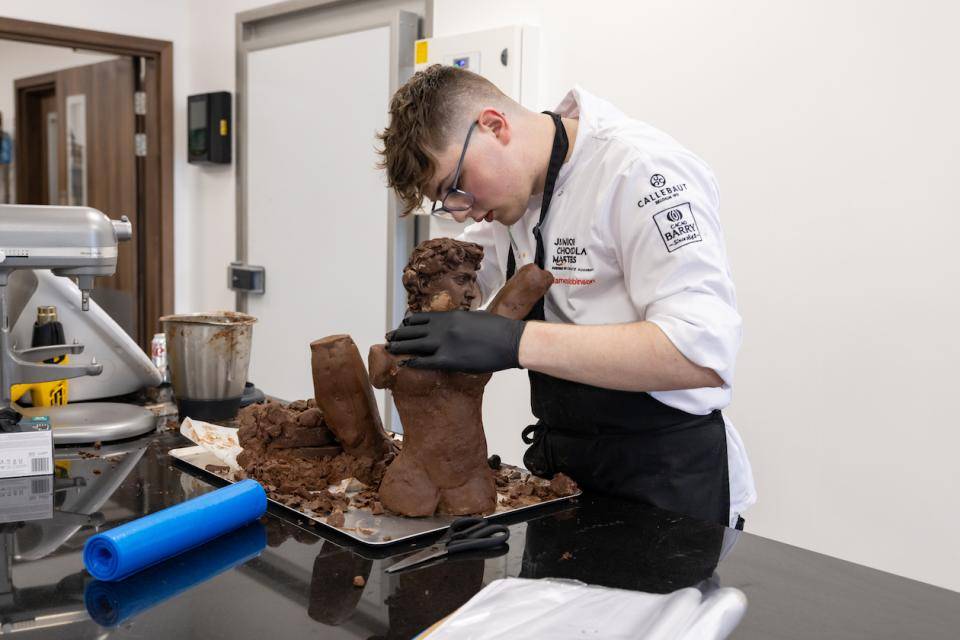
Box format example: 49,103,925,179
13,74,55,204
16,58,139,342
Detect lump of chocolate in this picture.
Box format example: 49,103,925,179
236,399,393,514
237,399,337,463
240,446,390,511
310,335,397,461
549,472,579,497
494,466,579,509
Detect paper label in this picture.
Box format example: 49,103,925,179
0,431,53,478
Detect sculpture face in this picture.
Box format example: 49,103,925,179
423,262,480,311
402,238,484,313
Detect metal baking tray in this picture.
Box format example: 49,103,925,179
169,444,579,547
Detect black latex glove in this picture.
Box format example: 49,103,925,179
386,311,526,373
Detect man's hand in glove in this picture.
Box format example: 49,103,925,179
385,311,527,373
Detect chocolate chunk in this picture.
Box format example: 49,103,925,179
297,407,324,428
327,509,345,528
549,473,579,497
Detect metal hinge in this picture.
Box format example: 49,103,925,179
134,91,147,115
134,134,147,157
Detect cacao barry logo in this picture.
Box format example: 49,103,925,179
666,210,682,222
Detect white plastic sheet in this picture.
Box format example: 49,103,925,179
418,577,747,639
179,418,243,472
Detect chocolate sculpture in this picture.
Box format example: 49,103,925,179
370,238,553,516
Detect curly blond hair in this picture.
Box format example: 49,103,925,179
402,238,484,311
377,64,510,216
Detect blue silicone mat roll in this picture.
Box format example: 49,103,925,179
85,521,266,627
83,478,267,581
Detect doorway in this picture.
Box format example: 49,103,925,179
0,17,173,351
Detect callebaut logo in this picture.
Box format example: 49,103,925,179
638,173,688,209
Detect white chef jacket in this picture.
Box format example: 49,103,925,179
459,87,756,525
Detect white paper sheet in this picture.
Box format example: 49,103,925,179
178,418,243,472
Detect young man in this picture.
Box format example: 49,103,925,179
378,65,755,528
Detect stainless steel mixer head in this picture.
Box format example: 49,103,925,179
0,205,132,311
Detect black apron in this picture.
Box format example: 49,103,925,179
509,112,731,527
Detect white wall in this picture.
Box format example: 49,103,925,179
0,0,263,315
177,0,269,314
432,0,960,592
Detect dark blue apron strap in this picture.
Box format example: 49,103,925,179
506,111,568,284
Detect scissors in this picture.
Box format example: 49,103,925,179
386,517,510,574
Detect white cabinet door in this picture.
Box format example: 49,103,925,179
246,26,391,412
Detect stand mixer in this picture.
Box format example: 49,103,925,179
0,204,157,443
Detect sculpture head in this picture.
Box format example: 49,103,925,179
402,238,483,312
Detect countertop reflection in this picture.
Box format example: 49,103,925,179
1,429,957,639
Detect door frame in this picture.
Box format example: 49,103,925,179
0,17,174,350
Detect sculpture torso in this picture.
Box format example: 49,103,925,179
370,238,554,517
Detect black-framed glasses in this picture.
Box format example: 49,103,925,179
430,121,478,220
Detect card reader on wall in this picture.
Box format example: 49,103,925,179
228,262,265,295
188,91,231,164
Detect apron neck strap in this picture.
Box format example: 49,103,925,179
508,111,569,278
